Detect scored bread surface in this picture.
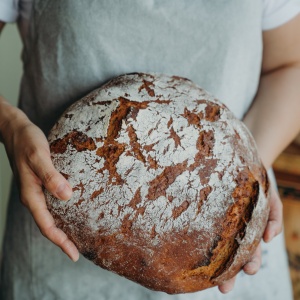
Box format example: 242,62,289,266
45,73,270,294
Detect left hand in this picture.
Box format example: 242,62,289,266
218,187,283,293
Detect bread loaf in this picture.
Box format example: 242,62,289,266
45,73,270,294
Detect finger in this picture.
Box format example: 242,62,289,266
263,188,283,243
32,204,80,262
243,243,262,275
20,173,79,261
218,276,237,294
26,147,72,200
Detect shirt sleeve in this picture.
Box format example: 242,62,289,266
0,0,19,23
262,0,300,30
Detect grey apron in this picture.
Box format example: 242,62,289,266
0,1,293,299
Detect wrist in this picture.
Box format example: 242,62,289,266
0,96,31,144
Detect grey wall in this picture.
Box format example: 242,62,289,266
0,24,22,252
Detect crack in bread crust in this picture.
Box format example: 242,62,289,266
45,73,270,294
50,130,97,153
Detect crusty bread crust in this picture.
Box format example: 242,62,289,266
45,73,270,294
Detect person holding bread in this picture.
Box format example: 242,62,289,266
1,1,300,299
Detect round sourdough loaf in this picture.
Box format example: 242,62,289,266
45,73,270,294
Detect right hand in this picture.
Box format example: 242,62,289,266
1,106,79,262
218,187,283,294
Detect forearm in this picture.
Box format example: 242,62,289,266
243,66,300,169
0,23,31,144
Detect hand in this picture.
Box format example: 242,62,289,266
2,110,79,262
218,187,283,293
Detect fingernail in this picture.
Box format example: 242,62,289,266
267,231,274,243
222,287,232,294
57,184,72,200
70,251,80,262
65,250,79,262
244,262,256,274
70,254,79,262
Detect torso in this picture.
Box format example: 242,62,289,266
20,0,263,134
1,1,293,299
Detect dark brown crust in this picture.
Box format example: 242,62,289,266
53,166,263,294
146,161,188,201
50,130,97,153
46,73,270,294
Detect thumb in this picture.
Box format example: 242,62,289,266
27,148,72,200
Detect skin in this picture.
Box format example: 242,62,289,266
219,13,300,293
1,13,300,293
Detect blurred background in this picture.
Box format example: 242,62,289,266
0,23,300,299
273,140,300,299
0,24,22,255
